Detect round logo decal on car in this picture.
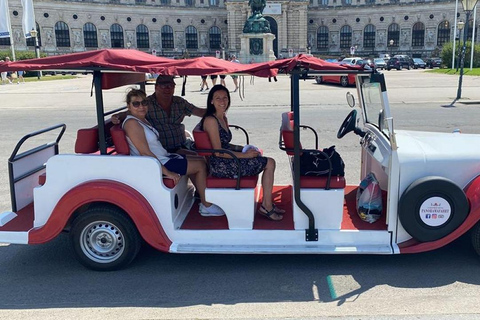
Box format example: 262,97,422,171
419,196,452,227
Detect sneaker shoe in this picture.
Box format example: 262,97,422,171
199,203,225,217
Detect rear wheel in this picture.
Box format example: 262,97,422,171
340,76,349,87
315,76,323,84
70,204,141,271
398,176,469,242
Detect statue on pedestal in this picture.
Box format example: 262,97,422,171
243,0,271,33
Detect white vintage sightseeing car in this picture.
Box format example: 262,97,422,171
1,50,480,271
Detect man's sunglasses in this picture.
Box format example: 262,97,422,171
131,100,148,107
156,83,176,89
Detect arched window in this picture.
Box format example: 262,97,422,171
160,0,171,4
387,23,400,47
185,0,195,6
209,26,221,49
136,24,149,48
110,23,124,48
316,26,329,50
412,22,425,47
340,25,352,49
83,23,98,48
363,24,376,48
55,21,70,47
185,25,198,49
161,25,174,49
209,0,219,6
26,22,41,46
320,0,328,6
437,21,450,46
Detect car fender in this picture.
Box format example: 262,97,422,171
28,180,172,252
399,175,480,253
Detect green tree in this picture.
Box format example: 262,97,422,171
441,41,480,68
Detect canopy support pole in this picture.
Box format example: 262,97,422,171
291,71,318,242
93,70,107,155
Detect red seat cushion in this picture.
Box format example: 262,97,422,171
110,125,130,155
192,128,213,156
206,175,258,188
75,127,99,154
299,175,346,189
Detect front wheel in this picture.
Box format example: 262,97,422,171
340,76,349,87
315,76,323,84
70,205,141,271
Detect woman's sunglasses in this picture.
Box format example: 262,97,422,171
131,100,148,107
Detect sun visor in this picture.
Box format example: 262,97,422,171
102,72,145,90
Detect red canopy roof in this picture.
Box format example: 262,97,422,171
0,49,359,76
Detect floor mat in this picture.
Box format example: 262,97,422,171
341,185,387,230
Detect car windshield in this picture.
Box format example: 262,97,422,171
360,78,389,137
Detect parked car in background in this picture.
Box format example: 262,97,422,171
387,56,414,70
374,58,386,70
339,57,363,66
315,73,356,87
426,58,443,68
413,58,426,69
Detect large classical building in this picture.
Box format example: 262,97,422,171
1,0,479,61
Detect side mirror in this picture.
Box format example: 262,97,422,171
346,92,355,108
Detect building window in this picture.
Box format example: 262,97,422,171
363,24,375,48
437,20,450,46
316,26,329,49
185,0,195,6
412,22,425,47
26,23,41,46
55,21,71,47
209,26,221,49
185,25,198,49
209,0,219,6
110,23,124,48
135,0,147,3
387,23,399,47
136,24,149,48
161,25,174,49
0,37,10,45
365,0,375,4
320,0,328,5
83,22,98,47
340,25,352,49
160,0,170,4
342,0,352,5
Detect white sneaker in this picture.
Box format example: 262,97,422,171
199,203,225,217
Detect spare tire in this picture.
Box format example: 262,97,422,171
398,176,469,242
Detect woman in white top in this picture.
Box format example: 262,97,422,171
122,88,224,217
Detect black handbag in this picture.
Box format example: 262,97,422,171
299,145,345,177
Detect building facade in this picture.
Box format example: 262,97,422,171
1,0,479,61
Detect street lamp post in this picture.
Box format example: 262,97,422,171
389,39,394,59
456,20,464,71
456,0,479,101
29,28,42,79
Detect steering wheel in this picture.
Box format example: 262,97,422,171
337,109,357,139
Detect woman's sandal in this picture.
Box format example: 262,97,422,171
258,205,283,221
273,204,285,215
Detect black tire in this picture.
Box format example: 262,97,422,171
70,204,141,271
340,76,349,87
315,76,323,84
471,222,480,257
398,176,469,242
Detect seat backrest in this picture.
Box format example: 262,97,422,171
281,112,302,155
110,125,130,155
75,127,99,154
192,124,213,156
75,120,114,154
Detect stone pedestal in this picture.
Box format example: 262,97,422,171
238,33,276,64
